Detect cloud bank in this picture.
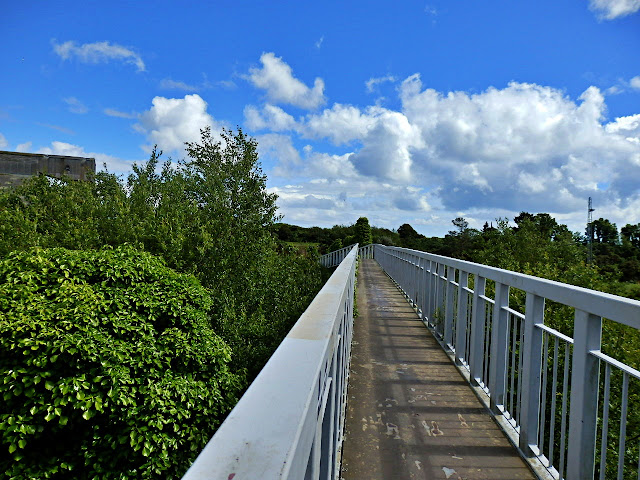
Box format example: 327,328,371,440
242,60,640,233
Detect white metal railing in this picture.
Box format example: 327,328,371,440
321,244,356,267
358,243,374,259
373,244,640,480
182,244,358,480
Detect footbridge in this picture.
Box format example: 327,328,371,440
183,244,640,480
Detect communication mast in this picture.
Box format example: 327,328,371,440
587,197,595,264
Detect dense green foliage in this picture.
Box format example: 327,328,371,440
354,217,372,246
0,128,325,478
0,246,241,479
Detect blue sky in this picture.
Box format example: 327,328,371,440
2,0,640,236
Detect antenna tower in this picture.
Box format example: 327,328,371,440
587,197,595,264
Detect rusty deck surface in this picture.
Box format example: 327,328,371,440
340,259,536,480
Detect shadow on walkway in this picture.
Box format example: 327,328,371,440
340,259,536,480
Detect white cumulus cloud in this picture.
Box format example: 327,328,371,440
247,52,326,109
589,0,640,19
135,94,224,153
258,73,640,234
630,76,640,90
606,114,640,143
52,40,145,71
303,104,377,145
0,133,7,149
245,104,298,132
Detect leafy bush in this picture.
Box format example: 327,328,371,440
0,245,241,479
0,128,325,380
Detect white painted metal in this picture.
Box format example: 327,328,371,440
373,244,640,480
566,310,602,479
182,245,358,480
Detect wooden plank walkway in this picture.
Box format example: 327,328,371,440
341,259,536,480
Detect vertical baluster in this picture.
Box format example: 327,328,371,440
599,363,611,480
469,276,487,386
509,314,517,420
539,333,549,457
548,337,560,467
454,271,469,365
489,282,510,413
483,303,490,387
438,266,445,336
617,372,629,480
429,262,437,327
417,256,426,317
519,293,544,456
559,343,571,479
413,255,419,306
516,318,525,427
466,290,473,364
425,260,433,324
567,310,602,479
444,266,455,349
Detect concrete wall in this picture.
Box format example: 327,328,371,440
0,150,96,186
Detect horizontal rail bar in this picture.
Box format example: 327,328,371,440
535,323,574,345
183,245,358,480
502,306,525,319
590,350,640,380
379,246,640,329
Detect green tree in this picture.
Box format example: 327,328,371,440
355,216,372,246
398,223,420,240
0,246,241,479
590,217,619,245
451,216,469,233
621,223,640,248
328,238,343,252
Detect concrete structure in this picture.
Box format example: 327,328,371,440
0,150,96,186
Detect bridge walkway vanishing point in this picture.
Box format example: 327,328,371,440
341,259,536,480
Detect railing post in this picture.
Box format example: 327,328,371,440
424,259,433,324
437,264,445,336
469,275,486,386
489,282,510,413
444,266,455,349
455,271,469,365
566,310,602,479
519,293,544,456
417,256,426,317
431,262,440,327
412,255,420,306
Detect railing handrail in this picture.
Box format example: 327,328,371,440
373,243,640,480
182,244,358,480
379,245,640,329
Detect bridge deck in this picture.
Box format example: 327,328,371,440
341,259,536,480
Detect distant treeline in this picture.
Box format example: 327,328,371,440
275,212,640,298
